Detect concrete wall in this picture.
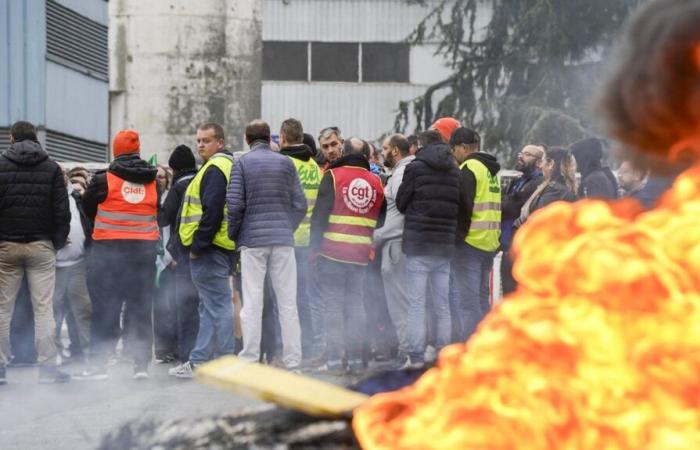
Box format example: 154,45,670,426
110,0,263,162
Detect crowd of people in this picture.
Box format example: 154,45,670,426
0,116,676,384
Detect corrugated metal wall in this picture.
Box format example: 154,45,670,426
262,82,426,141
46,129,108,162
263,0,436,42
47,0,108,80
0,128,9,152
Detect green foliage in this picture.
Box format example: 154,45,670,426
397,0,645,164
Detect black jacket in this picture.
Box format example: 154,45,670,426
280,143,314,162
501,169,543,249
159,169,197,228
0,140,70,248
529,179,577,213
82,153,158,246
396,142,462,257
159,169,197,259
71,190,93,249
457,152,501,243
310,154,386,253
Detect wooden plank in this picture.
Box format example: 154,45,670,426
195,356,369,417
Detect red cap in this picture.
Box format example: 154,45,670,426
112,130,140,157
430,117,461,142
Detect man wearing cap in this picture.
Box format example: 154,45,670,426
158,144,199,364
78,130,160,381
170,122,237,378
449,127,502,341
430,117,461,143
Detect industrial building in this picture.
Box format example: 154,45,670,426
0,0,109,161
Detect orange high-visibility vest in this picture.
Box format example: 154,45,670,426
92,172,159,241
320,166,384,265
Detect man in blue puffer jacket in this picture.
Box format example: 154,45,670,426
227,119,307,370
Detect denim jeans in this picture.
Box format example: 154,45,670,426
317,256,366,364
450,243,495,341
405,255,451,362
174,255,199,362
294,247,314,357
189,248,236,366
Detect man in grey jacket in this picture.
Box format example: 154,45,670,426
373,134,414,361
227,120,307,369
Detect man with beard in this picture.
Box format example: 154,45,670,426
500,144,545,295
373,134,414,362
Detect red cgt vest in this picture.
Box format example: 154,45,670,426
93,172,159,241
320,166,384,265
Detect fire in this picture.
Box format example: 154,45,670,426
353,164,700,449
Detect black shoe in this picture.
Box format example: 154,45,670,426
38,366,71,383
0,366,6,385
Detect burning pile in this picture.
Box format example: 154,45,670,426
354,180,700,449
353,1,700,448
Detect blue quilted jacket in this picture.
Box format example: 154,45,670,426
226,141,307,248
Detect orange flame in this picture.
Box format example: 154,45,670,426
353,164,700,449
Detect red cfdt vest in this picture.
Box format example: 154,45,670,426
93,172,159,241
320,166,384,265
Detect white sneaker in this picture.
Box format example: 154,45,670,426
171,361,195,379
168,362,185,376
399,356,424,370
73,366,108,381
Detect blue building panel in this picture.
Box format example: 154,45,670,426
46,61,108,144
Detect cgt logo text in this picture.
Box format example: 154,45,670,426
121,181,146,204
342,178,376,214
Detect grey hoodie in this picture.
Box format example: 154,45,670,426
373,155,415,246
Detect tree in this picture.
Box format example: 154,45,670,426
396,0,645,163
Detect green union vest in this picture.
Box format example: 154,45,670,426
289,156,321,247
179,153,236,251
461,158,502,252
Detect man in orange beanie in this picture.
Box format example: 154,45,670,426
430,117,461,143
77,130,159,381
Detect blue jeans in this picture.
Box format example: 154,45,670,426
450,243,495,341
189,249,235,366
405,255,451,362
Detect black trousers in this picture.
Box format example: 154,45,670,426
88,241,156,368
154,267,178,358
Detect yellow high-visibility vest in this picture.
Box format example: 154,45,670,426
179,153,236,251
461,158,501,252
289,156,321,247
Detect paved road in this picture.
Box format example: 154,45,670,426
0,361,260,450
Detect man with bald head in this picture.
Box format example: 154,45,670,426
227,119,308,370
500,144,545,295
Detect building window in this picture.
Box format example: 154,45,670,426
262,41,411,83
262,41,308,81
362,43,410,83
311,42,359,82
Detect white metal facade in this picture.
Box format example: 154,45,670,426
261,0,453,141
